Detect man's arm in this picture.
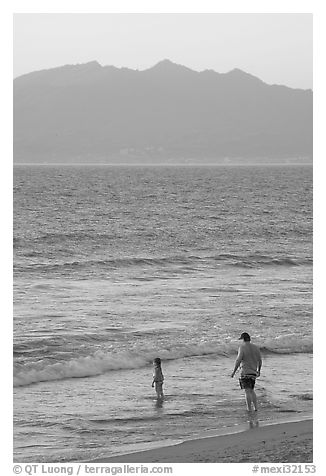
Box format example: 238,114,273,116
256,349,262,377
231,347,243,378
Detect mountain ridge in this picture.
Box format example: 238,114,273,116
15,59,312,91
13,59,313,164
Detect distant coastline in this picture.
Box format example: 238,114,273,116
14,60,312,164
13,161,313,167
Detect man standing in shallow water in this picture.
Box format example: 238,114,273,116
231,332,262,411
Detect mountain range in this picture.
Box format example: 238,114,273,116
13,59,313,164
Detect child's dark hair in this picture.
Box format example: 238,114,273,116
154,357,161,366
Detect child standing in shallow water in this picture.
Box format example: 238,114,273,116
152,358,164,399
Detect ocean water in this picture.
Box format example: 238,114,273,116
13,165,313,462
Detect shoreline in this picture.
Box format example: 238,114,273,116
91,416,313,463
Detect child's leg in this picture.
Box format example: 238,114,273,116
155,382,163,398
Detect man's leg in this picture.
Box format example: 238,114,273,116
244,389,252,411
251,389,258,411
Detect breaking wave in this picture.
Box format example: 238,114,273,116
14,334,312,387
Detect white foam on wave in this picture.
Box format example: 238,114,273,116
13,343,223,387
14,334,312,388
261,334,313,354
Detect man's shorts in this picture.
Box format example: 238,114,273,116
239,375,256,390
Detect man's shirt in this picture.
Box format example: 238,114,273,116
236,342,262,377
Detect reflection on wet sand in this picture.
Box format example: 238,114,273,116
248,411,259,429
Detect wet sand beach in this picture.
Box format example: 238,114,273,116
93,419,313,463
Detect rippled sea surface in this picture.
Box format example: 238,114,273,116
13,165,312,462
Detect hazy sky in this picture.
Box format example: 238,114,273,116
13,13,312,89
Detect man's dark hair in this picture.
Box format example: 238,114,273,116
240,332,251,342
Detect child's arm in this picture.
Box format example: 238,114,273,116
152,370,157,387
